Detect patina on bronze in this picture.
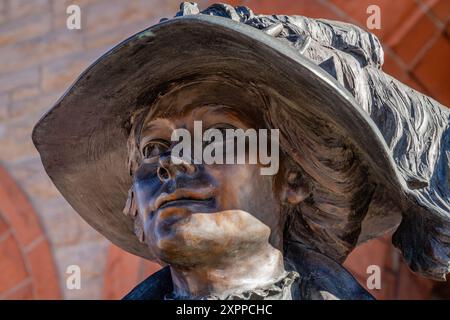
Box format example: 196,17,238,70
32,2,450,300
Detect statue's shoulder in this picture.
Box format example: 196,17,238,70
285,241,374,300
122,266,172,300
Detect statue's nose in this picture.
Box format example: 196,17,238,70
157,152,196,182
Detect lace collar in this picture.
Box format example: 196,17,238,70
165,271,300,300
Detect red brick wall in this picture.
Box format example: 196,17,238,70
0,0,448,299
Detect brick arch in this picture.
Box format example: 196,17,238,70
0,165,60,299
103,244,161,299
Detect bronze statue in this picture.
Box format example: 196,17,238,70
32,3,449,300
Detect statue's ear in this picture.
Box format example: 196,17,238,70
281,171,311,205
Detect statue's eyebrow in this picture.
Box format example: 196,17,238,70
196,105,249,125
140,118,173,134
204,105,240,117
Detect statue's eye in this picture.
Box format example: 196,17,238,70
214,124,236,133
142,140,169,159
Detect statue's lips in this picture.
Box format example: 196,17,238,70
154,187,216,211
153,188,217,232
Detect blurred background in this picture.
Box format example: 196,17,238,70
0,0,449,300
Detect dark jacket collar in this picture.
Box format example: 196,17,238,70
122,242,374,300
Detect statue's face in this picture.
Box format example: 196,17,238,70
132,105,284,266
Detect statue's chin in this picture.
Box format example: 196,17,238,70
148,209,272,267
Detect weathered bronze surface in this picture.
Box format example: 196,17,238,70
32,2,450,300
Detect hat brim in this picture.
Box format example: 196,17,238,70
32,15,407,259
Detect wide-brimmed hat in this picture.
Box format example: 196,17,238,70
32,3,449,280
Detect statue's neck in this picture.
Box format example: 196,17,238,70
168,244,286,299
